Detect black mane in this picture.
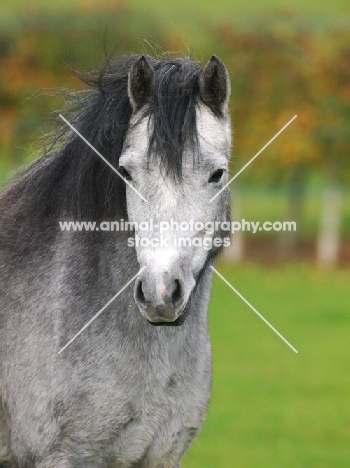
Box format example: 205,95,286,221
2,54,203,223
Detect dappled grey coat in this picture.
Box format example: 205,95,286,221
0,53,231,467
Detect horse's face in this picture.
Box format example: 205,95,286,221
119,56,231,325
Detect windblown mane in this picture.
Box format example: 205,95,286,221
1,54,202,225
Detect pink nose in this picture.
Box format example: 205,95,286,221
157,279,166,295
134,274,184,323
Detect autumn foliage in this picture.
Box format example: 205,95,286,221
213,19,350,184
0,7,349,187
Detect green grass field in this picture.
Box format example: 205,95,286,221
3,0,349,16
183,262,350,467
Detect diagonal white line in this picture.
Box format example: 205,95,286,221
210,266,298,353
59,114,148,202
58,267,146,354
210,115,297,202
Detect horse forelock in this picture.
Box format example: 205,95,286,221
145,58,202,181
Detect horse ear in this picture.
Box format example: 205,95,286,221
128,55,156,112
199,55,231,116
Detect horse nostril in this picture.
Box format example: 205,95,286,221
171,280,182,307
135,280,146,306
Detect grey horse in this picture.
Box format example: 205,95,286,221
0,54,231,467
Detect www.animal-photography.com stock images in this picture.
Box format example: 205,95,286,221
0,0,349,467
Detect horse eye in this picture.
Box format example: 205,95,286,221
208,169,224,183
118,166,132,181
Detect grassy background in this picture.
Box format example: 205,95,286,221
131,0,350,16
238,186,350,239
3,0,349,16
183,262,350,467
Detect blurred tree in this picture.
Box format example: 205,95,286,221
0,5,163,169
312,32,350,266
215,18,349,260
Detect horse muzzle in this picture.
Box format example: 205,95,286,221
134,271,193,324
